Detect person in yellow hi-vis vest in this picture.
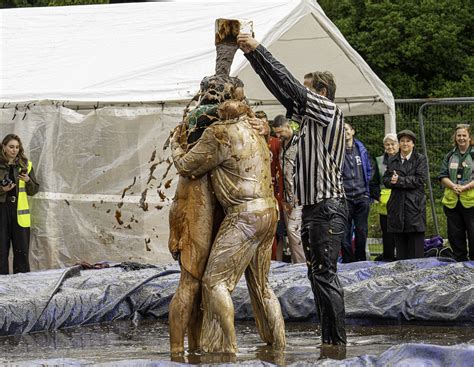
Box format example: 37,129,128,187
439,124,474,262
369,134,399,261
0,134,39,274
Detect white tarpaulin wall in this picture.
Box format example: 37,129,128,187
0,105,179,269
0,0,396,270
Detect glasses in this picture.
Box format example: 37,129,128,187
456,124,470,130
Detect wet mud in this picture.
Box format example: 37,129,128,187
215,43,238,76
121,177,137,199
0,320,472,365
112,148,172,236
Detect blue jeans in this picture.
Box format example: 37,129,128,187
301,197,348,345
342,196,370,262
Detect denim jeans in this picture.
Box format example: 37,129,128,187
342,196,370,262
301,197,348,345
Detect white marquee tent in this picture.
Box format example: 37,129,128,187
0,0,395,270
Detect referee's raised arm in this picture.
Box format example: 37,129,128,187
237,34,307,119
237,34,337,127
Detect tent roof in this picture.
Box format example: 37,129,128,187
0,0,394,120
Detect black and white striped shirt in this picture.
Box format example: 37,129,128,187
245,45,345,205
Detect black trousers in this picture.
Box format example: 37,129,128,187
443,202,474,261
0,200,31,274
380,214,396,261
301,198,347,345
393,232,424,260
342,196,370,262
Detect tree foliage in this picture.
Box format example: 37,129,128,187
1,0,107,7
319,0,473,98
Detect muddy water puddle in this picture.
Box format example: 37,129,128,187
0,320,472,365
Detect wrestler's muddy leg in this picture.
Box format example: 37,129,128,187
201,282,237,353
200,214,254,353
187,287,203,352
244,210,285,349
169,268,201,354
201,208,281,353
168,175,217,353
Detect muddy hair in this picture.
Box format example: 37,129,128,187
312,71,336,102
199,75,245,105
452,123,473,147
1,134,28,168
218,100,254,121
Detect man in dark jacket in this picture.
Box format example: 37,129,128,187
382,130,427,259
342,122,372,262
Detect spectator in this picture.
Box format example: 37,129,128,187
256,110,285,261
238,34,348,345
0,134,39,274
439,124,474,261
341,122,372,262
271,114,305,263
369,133,399,261
383,130,427,260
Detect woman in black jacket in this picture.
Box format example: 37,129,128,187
383,130,427,260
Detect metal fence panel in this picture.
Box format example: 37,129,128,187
345,98,474,256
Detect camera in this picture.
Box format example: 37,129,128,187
1,174,13,187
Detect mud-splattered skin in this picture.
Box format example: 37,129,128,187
172,110,273,206
215,43,238,76
168,114,220,355
168,38,279,354
168,75,248,355
171,100,286,354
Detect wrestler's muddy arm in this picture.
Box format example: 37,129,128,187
171,126,226,177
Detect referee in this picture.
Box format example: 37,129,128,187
238,34,348,345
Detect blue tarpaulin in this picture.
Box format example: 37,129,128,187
11,343,474,366
0,258,472,336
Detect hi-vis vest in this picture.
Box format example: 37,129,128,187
442,188,474,209
441,147,474,209
441,148,474,209
376,155,391,216
17,160,32,228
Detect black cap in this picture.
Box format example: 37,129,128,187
397,129,416,143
